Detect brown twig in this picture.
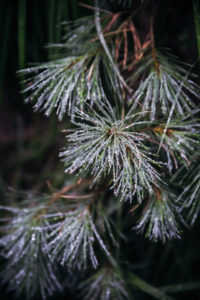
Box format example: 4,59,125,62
87,62,94,83
90,28,132,42
34,178,94,220
60,193,96,199
115,36,121,61
79,2,113,15
49,178,93,204
154,186,162,201
123,27,128,68
104,12,121,32
129,21,141,56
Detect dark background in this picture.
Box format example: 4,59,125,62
0,0,200,299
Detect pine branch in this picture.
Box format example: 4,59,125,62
0,186,119,298
80,265,129,300
133,185,183,243
17,14,125,120
128,50,199,120
160,281,200,294
5,2,200,299
177,154,200,225
0,203,62,300
60,101,162,202
43,205,112,270
150,112,200,171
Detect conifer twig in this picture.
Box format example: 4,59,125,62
160,281,200,293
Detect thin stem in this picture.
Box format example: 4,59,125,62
71,0,78,20
128,272,175,300
55,1,64,43
90,28,133,42
115,200,123,262
35,178,94,220
79,2,113,15
60,193,96,199
193,0,200,59
47,0,55,58
0,7,11,104
18,0,26,69
160,281,200,293
50,178,93,203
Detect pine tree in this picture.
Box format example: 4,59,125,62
1,0,200,299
